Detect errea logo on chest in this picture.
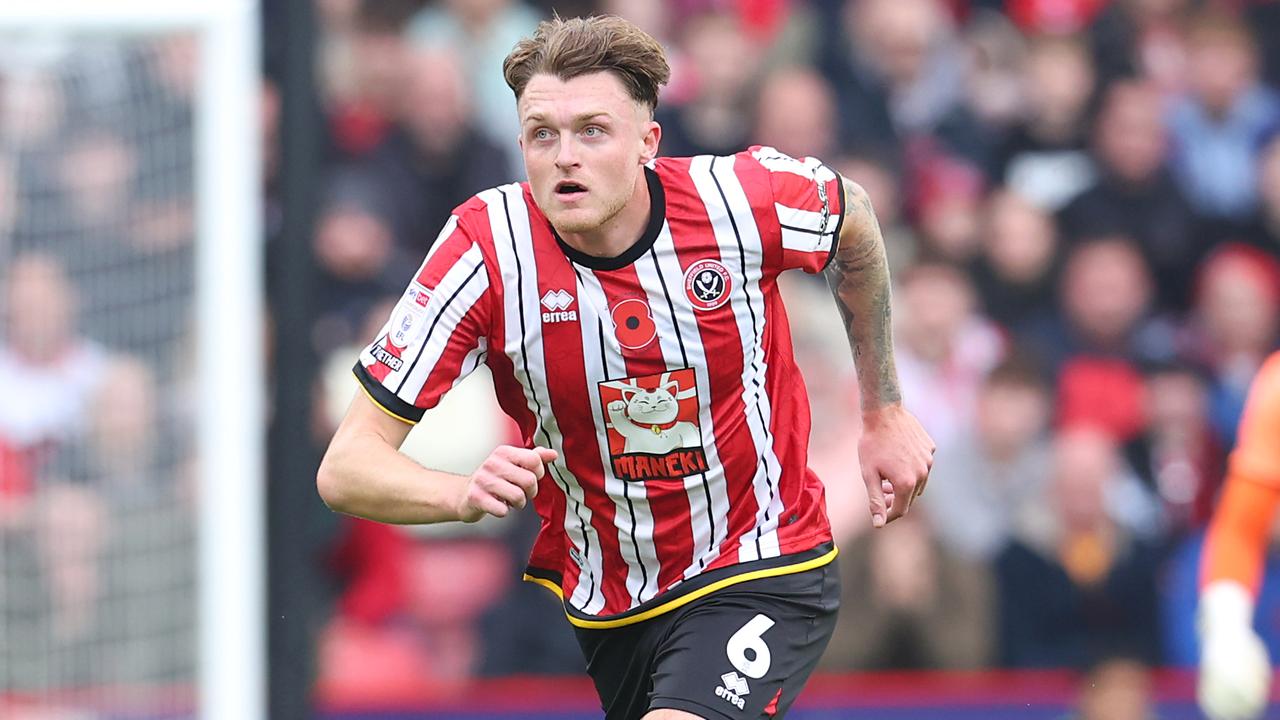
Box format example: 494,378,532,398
541,288,578,323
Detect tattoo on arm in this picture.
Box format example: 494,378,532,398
823,177,902,408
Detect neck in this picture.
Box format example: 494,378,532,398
557,170,652,258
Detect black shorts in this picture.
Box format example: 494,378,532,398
574,561,840,720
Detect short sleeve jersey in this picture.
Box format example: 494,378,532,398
355,147,844,628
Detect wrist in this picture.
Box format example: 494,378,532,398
861,401,904,424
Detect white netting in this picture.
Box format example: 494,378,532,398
0,32,197,717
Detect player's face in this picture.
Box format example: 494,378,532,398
518,71,659,236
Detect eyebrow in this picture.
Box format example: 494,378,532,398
522,111,613,126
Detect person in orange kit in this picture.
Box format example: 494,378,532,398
1199,352,1280,720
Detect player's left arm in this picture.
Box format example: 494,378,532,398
823,177,935,528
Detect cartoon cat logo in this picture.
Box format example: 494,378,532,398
599,369,709,481
606,380,700,454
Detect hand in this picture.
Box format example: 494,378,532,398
456,445,558,523
858,404,934,528
1199,581,1272,720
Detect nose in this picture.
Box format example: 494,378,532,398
555,136,579,169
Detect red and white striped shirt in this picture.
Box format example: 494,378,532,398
356,147,844,628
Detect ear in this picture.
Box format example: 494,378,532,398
620,387,637,401
640,118,661,164
663,380,679,394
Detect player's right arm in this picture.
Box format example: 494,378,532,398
1199,352,1280,720
317,394,555,524
316,211,556,525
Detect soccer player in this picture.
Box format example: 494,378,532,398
317,15,934,720
1199,352,1280,720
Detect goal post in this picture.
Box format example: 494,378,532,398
0,2,265,719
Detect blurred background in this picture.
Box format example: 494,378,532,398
4,0,1280,718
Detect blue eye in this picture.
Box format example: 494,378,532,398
534,128,553,141
584,126,603,137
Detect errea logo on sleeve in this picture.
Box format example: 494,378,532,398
540,289,577,323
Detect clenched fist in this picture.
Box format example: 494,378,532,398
456,445,558,522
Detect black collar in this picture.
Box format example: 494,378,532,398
552,166,665,271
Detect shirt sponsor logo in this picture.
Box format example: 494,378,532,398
371,345,404,372
408,283,431,308
541,288,578,323
599,368,707,482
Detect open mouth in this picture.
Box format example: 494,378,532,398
555,180,588,200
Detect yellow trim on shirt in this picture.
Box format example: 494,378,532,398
523,545,839,630
352,371,418,426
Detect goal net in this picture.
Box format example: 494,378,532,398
0,3,262,719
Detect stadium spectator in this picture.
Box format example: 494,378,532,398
39,356,195,684
1027,235,1166,380
1058,80,1200,314
0,253,108,467
311,171,401,354
42,125,195,365
1184,244,1280,449
837,0,991,165
1167,12,1280,224
406,0,543,176
751,65,839,162
924,353,1053,563
318,0,421,159
1125,362,1224,534
911,153,985,262
823,511,995,670
996,426,1162,668
960,10,1026,132
346,47,508,264
989,33,1097,211
656,12,759,159
49,126,137,257
970,187,1062,337
894,261,1005,449
1088,0,1193,93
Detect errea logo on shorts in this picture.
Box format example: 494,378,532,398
541,289,577,323
716,671,749,710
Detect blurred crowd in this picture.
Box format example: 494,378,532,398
6,0,1280,716
0,35,198,703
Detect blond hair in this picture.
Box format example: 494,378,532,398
503,15,671,114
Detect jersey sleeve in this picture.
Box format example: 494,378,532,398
1228,352,1280,488
745,145,845,275
353,215,492,424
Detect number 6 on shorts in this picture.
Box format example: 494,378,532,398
726,613,776,679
